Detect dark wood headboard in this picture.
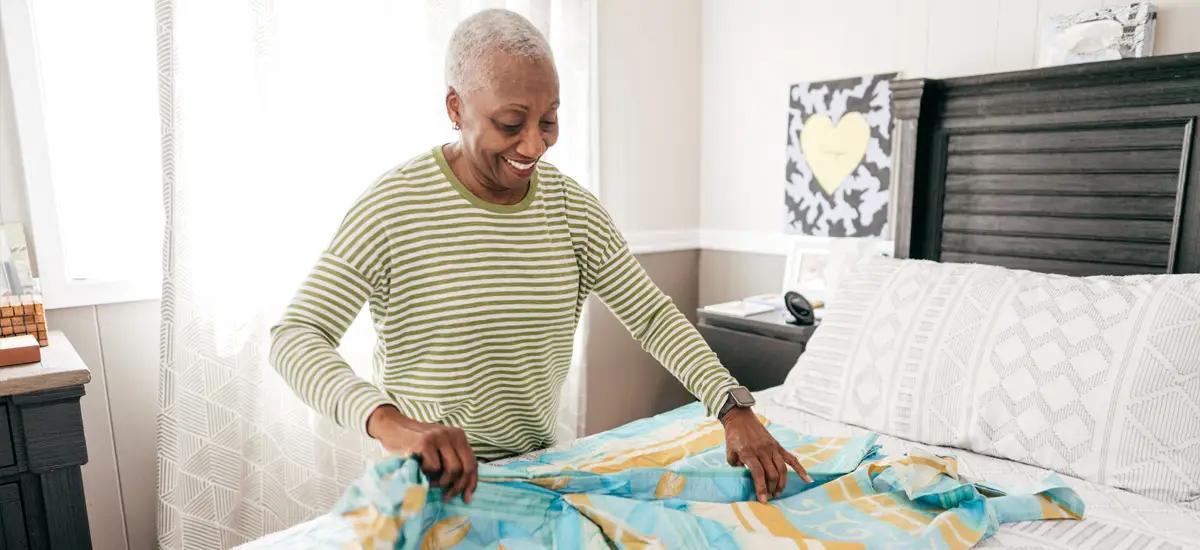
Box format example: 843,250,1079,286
891,53,1200,276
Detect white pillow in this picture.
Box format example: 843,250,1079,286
779,256,1200,509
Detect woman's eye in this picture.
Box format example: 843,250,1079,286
497,121,523,133
540,121,557,131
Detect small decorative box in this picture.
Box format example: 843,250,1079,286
0,335,40,367
0,294,48,347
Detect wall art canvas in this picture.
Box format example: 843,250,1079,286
1037,3,1156,68
784,73,895,238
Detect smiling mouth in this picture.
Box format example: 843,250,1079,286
503,156,535,171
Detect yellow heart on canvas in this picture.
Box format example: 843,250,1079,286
800,112,870,195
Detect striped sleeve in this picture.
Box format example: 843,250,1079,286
269,193,395,436
574,194,739,416
592,244,739,415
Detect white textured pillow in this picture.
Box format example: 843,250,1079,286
779,256,1200,508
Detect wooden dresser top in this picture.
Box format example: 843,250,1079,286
0,331,91,397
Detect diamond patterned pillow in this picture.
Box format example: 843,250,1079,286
779,256,1200,509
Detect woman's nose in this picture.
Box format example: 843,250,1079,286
516,125,546,159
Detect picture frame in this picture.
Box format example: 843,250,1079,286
783,238,894,304
1,223,36,296
782,240,831,302
784,73,896,238
1037,3,1156,68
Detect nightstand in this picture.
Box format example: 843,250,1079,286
0,331,92,549
696,308,819,392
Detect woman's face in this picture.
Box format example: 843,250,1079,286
447,54,560,191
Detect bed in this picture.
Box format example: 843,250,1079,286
238,53,1200,549
238,387,1200,549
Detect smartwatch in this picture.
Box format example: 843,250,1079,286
717,386,755,422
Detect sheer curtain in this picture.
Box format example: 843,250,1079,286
155,1,594,547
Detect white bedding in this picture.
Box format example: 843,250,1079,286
239,388,1200,549
782,257,1200,511
754,387,1200,550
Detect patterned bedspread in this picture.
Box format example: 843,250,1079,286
317,403,1082,549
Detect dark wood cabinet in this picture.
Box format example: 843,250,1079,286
0,482,28,550
696,308,818,392
0,332,91,550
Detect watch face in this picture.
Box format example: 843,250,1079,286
730,387,755,407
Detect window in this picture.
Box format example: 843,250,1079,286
2,0,162,308
3,0,595,310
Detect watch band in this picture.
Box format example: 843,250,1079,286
717,395,736,421
718,386,755,422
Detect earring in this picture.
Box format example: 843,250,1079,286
452,121,460,131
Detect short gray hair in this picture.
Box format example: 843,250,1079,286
445,9,554,96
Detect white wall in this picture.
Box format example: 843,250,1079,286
699,0,1200,236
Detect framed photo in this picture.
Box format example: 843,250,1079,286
782,241,831,301
783,238,894,304
1,223,36,296
1037,3,1155,68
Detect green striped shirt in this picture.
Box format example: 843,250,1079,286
269,146,738,459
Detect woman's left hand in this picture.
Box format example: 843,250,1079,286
722,407,813,503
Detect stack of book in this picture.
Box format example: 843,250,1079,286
702,294,786,317
702,293,826,319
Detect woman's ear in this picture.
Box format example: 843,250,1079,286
446,88,463,129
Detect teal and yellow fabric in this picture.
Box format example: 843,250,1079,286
334,404,1084,549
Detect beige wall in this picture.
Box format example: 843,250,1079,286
597,0,701,234
698,249,786,307
583,0,716,433
585,251,702,435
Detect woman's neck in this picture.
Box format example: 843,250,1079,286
443,143,528,206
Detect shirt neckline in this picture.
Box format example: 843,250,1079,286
433,145,538,214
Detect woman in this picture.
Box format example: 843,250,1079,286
270,8,809,507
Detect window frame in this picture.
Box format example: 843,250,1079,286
1,0,163,309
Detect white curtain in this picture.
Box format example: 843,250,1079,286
155,1,594,547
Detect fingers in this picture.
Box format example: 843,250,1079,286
782,449,814,483
451,432,478,504
419,440,442,475
759,450,781,501
437,439,464,503
770,451,788,499
449,461,471,504
463,469,479,505
742,455,769,504
422,429,476,505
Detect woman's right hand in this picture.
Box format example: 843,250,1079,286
366,405,478,504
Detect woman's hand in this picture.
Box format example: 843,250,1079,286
722,407,813,503
366,405,478,504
